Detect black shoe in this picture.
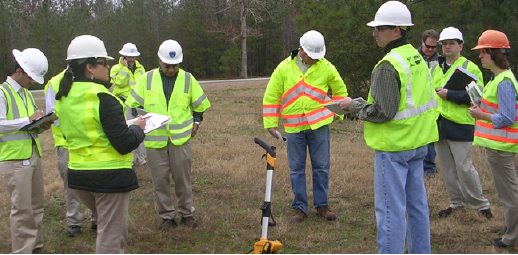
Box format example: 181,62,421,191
159,218,178,231
180,216,198,228
438,207,453,217
479,208,493,219
91,223,97,230
67,225,81,237
491,238,509,248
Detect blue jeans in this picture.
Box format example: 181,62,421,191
286,125,330,213
375,146,431,254
423,143,436,175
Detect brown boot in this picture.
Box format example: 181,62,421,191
180,216,198,228
438,207,453,217
316,206,337,221
291,209,307,223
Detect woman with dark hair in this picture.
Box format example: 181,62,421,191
469,30,518,248
56,35,146,253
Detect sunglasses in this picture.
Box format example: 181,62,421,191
375,26,396,32
95,60,108,67
424,43,437,49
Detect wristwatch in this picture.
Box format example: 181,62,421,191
195,121,201,127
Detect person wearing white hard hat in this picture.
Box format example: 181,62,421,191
110,43,147,166
0,48,50,253
55,35,146,253
432,27,492,220
126,39,211,229
338,1,437,253
263,30,348,223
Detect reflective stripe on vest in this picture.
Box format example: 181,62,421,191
474,70,518,152
387,52,437,120
263,104,280,117
143,70,193,145
0,83,41,160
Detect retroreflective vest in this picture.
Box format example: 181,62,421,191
364,44,438,152
0,82,42,160
126,69,211,148
57,82,132,170
431,57,484,124
263,55,348,133
110,58,145,98
473,70,518,153
44,70,67,148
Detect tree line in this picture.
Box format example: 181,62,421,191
1,0,517,98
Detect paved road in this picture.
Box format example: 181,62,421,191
31,77,270,95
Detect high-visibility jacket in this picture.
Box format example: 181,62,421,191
431,57,484,124
44,70,67,148
0,82,42,160
364,44,438,152
125,69,211,147
473,70,518,153
263,53,348,133
110,58,145,98
57,82,132,170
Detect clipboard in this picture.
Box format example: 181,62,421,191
18,111,57,131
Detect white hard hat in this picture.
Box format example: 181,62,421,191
367,1,414,27
300,30,326,59
157,40,183,64
66,35,113,61
12,48,48,84
119,43,140,57
439,27,464,43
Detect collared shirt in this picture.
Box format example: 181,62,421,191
296,53,311,74
491,80,517,129
0,77,31,134
159,68,178,106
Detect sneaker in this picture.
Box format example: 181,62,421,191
438,207,453,217
159,218,178,231
316,206,337,221
67,225,81,237
180,216,198,228
479,208,493,219
291,209,307,223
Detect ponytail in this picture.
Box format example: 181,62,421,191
55,58,91,100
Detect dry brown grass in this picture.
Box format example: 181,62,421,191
0,80,517,253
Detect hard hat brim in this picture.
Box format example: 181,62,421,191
159,54,183,65
119,50,140,57
301,46,326,60
12,49,45,84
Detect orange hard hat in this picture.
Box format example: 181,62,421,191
472,30,510,50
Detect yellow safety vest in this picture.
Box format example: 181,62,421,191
0,82,41,160
364,44,438,151
263,55,348,133
44,70,67,148
473,70,518,153
126,69,211,147
431,57,484,124
110,58,145,98
57,82,132,170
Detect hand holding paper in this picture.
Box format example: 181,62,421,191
127,112,171,134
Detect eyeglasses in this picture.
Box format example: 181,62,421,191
95,61,108,67
164,64,179,69
375,26,395,32
424,43,437,49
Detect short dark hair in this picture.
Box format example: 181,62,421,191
422,29,439,42
485,48,510,70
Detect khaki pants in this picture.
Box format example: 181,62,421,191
435,140,490,210
76,190,130,254
0,146,44,254
147,141,193,219
485,148,518,245
56,146,85,226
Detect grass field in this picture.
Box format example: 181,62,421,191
0,79,517,253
